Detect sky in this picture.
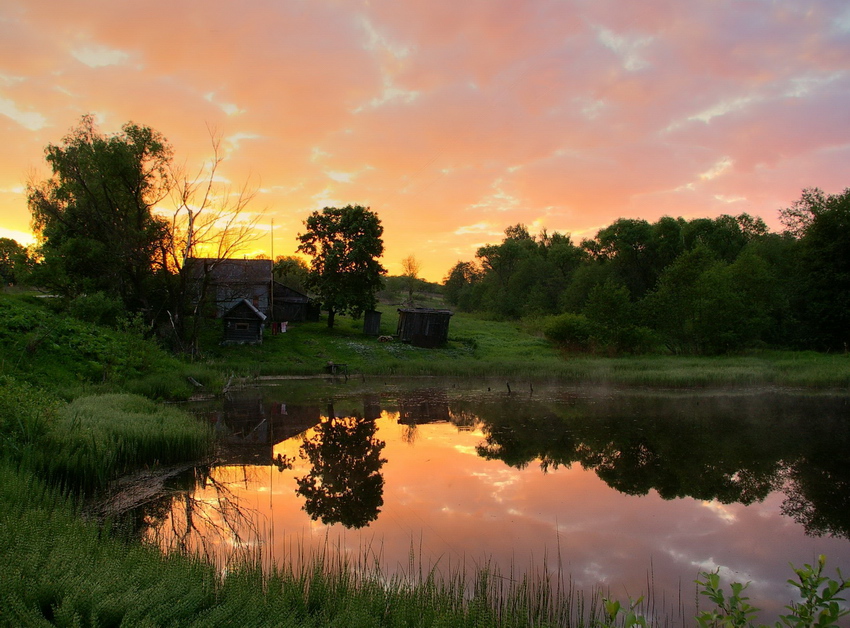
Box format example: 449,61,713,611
1,0,849,282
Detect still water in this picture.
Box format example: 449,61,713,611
142,380,850,622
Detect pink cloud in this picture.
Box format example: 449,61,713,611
1,0,849,280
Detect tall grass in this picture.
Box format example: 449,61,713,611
28,393,214,494
0,461,617,627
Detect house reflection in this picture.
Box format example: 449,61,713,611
205,392,322,466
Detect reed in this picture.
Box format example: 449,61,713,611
0,462,613,627
20,393,214,495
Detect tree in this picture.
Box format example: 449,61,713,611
27,115,172,312
162,130,262,352
400,255,421,306
0,238,30,286
780,188,850,350
273,255,310,293
27,116,262,353
297,205,386,328
443,261,481,309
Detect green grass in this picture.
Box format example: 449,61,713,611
35,393,213,494
0,293,224,399
197,304,850,388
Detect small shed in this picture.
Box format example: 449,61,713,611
223,299,267,344
363,310,382,336
396,308,453,347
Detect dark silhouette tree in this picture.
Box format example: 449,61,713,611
27,115,172,313
781,187,850,350
297,205,386,328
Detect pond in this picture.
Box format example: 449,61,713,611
140,380,850,623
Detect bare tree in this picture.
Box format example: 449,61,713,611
401,255,421,306
160,130,264,354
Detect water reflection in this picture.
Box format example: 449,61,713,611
464,392,850,537
295,404,387,528
137,384,850,621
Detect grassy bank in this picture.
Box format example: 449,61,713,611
199,304,850,388
3,292,849,392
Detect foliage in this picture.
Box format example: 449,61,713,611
297,205,386,328
67,290,127,327
781,187,850,351
30,393,213,494
0,238,31,286
544,312,594,349
695,571,761,627
27,115,172,313
693,557,848,628
440,200,847,355
274,255,310,293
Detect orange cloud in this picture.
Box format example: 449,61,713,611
2,0,849,280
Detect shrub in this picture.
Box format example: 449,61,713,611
544,313,594,348
67,291,126,327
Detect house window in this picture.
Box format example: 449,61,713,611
235,322,250,331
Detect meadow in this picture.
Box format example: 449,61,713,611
199,303,850,390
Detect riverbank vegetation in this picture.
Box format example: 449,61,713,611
195,304,850,387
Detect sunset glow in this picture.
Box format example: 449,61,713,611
2,1,849,281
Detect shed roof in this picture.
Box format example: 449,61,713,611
223,298,267,320
397,307,453,315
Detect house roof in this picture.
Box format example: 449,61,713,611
397,307,454,315
273,282,311,302
223,298,267,320
185,258,273,284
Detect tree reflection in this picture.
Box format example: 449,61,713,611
469,392,850,537
295,407,387,529
781,424,850,540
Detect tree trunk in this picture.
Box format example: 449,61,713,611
327,308,335,328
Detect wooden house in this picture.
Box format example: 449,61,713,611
222,299,266,344
396,308,453,347
186,258,273,318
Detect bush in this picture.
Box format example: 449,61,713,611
544,313,594,348
67,292,126,327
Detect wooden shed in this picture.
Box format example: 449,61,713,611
223,299,267,344
271,283,319,322
396,308,453,347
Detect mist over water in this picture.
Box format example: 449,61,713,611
140,382,850,623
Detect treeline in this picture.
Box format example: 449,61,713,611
444,188,850,354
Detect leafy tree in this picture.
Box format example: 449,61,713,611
587,218,657,298
780,188,850,350
400,254,421,306
443,261,482,310
297,205,386,328
27,115,172,313
0,238,30,286
273,255,309,293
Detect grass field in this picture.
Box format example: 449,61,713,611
198,303,850,389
